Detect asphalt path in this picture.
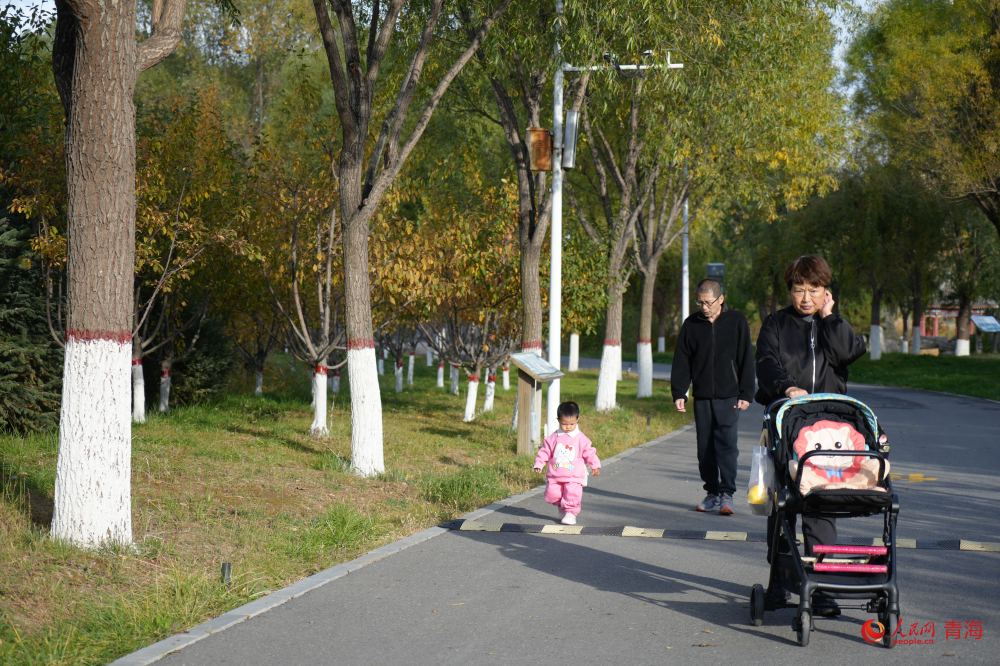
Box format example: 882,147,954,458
154,383,999,666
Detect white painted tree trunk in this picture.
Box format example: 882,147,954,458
911,329,922,356
437,362,445,388
483,372,496,412
450,365,459,395
616,346,623,381
595,343,620,412
658,336,666,353
637,341,653,398
310,367,328,436
502,365,510,390
332,370,340,394
407,352,415,385
902,340,909,354
348,347,384,476
463,377,480,422
395,361,404,393
426,348,433,366
255,370,263,395
955,338,970,356
131,360,145,423
52,337,132,547
870,325,883,361
568,333,579,372
378,355,385,376
159,371,171,414
510,386,518,430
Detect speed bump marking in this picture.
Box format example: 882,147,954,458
442,520,999,552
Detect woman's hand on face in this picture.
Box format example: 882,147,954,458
819,291,835,319
785,387,808,399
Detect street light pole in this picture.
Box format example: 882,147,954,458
681,168,689,323
544,17,682,435
546,13,565,438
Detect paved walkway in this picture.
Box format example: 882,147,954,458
139,385,998,665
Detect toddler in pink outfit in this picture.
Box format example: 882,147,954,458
533,402,601,525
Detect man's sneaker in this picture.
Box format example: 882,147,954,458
696,494,720,512
719,494,735,515
561,513,577,525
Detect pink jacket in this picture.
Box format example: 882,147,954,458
534,429,601,482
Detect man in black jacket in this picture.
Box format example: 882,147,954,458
672,279,755,515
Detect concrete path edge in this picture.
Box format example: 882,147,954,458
108,422,696,666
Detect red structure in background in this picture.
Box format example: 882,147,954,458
920,308,984,337
919,297,997,336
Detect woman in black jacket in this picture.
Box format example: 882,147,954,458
756,255,866,615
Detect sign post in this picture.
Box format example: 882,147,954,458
509,353,564,456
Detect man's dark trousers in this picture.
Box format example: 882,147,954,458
692,397,740,496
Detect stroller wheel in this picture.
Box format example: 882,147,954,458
879,611,898,649
749,584,765,626
796,611,811,647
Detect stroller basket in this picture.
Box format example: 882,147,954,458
747,394,900,648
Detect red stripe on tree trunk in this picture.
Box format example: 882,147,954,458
131,358,142,366
67,329,131,343
468,375,480,382
346,338,375,350
315,366,327,375
521,341,543,350
397,360,403,367
161,370,171,377
488,375,496,382
604,339,621,347
333,370,340,376
638,339,652,344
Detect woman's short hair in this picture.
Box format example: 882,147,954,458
784,255,832,290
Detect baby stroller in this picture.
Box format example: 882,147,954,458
747,393,899,647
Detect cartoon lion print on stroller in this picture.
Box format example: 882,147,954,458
747,393,900,648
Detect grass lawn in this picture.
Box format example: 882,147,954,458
850,353,1000,402
0,355,688,666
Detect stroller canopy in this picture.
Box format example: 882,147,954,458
771,394,881,471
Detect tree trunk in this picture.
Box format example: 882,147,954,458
50,0,143,548
407,352,415,385
426,347,433,366
869,287,883,361
463,373,480,422
159,356,172,414
395,359,404,393
132,356,145,423
255,369,263,395
596,286,624,411
332,369,340,394
956,295,973,356
519,239,544,353
437,362,444,388
657,310,667,353
568,333,579,372
637,268,657,398
450,364,459,395
911,267,923,356
310,365,328,436
502,363,510,390
483,369,496,412
378,352,385,376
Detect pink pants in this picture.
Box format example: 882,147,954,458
544,480,583,515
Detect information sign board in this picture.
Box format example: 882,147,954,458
972,315,1000,333
509,353,564,382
